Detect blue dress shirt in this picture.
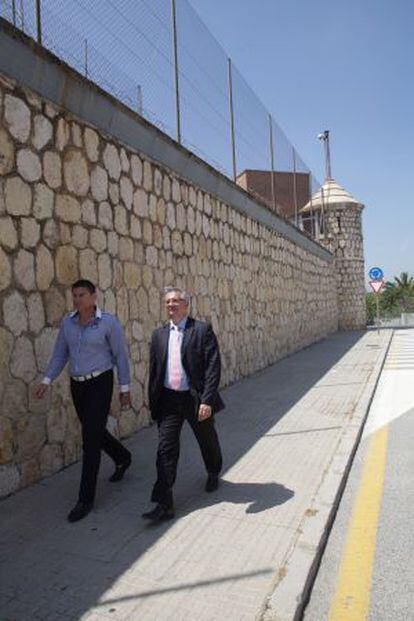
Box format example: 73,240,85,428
164,316,189,391
43,307,130,391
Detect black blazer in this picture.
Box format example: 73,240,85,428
148,317,225,420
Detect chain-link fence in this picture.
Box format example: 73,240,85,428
1,0,320,226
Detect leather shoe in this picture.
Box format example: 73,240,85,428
109,457,131,482
205,473,219,492
67,501,93,523
142,504,175,522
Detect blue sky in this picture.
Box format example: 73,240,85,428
188,0,414,283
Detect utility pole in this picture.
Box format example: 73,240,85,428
318,129,332,180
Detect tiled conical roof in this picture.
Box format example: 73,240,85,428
300,178,364,213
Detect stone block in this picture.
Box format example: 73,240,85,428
107,231,119,256
42,219,60,249
118,410,137,437
0,216,18,251
119,237,134,261
120,148,130,172
56,118,70,151
90,228,107,253
0,126,14,174
79,248,98,283
104,288,116,314
43,151,62,189
35,327,59,372
103,143,121,180
3,292,27,337
143,220,152,245
172,178,181,203
0,417,14,464
71,122,82,148
63,149,90,196
133,188,148,217
44,287,66,326
40,444,64,476
130,214,142,240
56,194,81,223
32,114,53,150
14,414,46,461
81,198,96,225
98,253,112,290
84,127,100,162
14,249,35,290
72,224,88,249
10,336,37,382
124,262,140,289
55,246,78,285
120,176,133,210
0,464,20,498
20,217,41,248
163,175,171,201
109,181,119,205
146,245,158,267
143,161,152,191
114,204,128,235
20,457,40,488
5,176,32,216
27,292,45,333
33,183,54,220
91,165,108,201
130,154,142,185
4,94,31,142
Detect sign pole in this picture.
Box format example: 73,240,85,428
376,293,380,334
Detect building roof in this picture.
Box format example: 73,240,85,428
300,178,364,213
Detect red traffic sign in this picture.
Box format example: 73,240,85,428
369,279,385,294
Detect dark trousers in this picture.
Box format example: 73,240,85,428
70,369,131,504
151,388,223,508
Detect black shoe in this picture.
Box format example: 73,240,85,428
205,473,219,492
142,504,175,522
67,501,93,523
109,457,131,482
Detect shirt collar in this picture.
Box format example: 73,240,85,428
170,316,188,331
70,306,102,319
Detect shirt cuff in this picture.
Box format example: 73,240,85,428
42,377,52,385
119,384,130,393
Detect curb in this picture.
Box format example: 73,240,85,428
259,330,394,621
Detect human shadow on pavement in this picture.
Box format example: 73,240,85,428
0,330,368,620
176,479,295,517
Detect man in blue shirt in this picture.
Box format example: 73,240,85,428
35,279,132,522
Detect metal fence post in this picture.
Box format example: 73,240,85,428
292,147,298,227
137,85,143,115
20,0,24,30
268,114,277,213
35,0,42,44
84,39,88,78
227,58,237,181
12,0,16,26
171,0,181,144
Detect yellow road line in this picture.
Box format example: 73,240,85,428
328,426,388,620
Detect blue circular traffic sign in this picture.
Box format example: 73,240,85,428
368,267,383,281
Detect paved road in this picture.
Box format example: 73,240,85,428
0,330,390,621
304,328,414,621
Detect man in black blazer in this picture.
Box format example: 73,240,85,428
143,287,224,521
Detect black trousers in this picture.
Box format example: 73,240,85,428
151,388,223,508
70,369,131,504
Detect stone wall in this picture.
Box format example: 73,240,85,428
322,207,366,330
0,70,339,497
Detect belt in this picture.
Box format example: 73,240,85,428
71,370,105,382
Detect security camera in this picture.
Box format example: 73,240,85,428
317,133,326,140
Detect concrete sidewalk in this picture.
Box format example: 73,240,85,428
0,330,391,621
